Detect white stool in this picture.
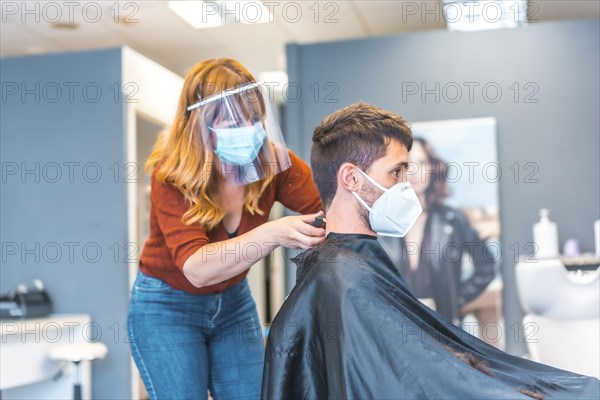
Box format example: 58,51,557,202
48,342,108,400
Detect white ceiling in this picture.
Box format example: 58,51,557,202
1,1,598,77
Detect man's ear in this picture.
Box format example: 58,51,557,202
338,163,360,192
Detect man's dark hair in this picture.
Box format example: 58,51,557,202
310,102,413,211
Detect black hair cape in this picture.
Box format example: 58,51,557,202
261,233,599,399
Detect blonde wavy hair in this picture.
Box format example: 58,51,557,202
146,58,274,230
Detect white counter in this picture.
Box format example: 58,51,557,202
0,314,93,399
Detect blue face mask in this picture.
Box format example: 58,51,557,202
210,122,267,166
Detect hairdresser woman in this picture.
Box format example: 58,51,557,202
127,58,324,400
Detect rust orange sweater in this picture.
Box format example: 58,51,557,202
139,150,323,294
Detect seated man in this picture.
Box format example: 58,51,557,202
261,103,599,399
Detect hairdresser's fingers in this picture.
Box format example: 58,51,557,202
299,210,324,224
294,218,326,238
291,230,326,249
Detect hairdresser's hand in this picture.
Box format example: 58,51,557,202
270,211,326,249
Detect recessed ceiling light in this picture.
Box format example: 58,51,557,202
168,1,224,28
168,1,271,29
444,0,527,32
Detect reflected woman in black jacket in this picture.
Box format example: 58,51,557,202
379,137,498,325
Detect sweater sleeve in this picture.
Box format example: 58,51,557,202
150,171,210,270
274,150,323,215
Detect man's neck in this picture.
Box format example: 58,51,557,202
325,197,377,237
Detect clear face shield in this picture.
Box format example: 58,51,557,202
187,81,291,185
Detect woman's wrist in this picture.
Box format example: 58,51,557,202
259,219,283,248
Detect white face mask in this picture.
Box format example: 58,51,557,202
351,167,423,237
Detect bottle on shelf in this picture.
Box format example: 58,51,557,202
533,208,559,260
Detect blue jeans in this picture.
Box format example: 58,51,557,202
127,272,264,400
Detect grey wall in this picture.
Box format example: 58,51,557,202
285,19,600,354
1,48,130,399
